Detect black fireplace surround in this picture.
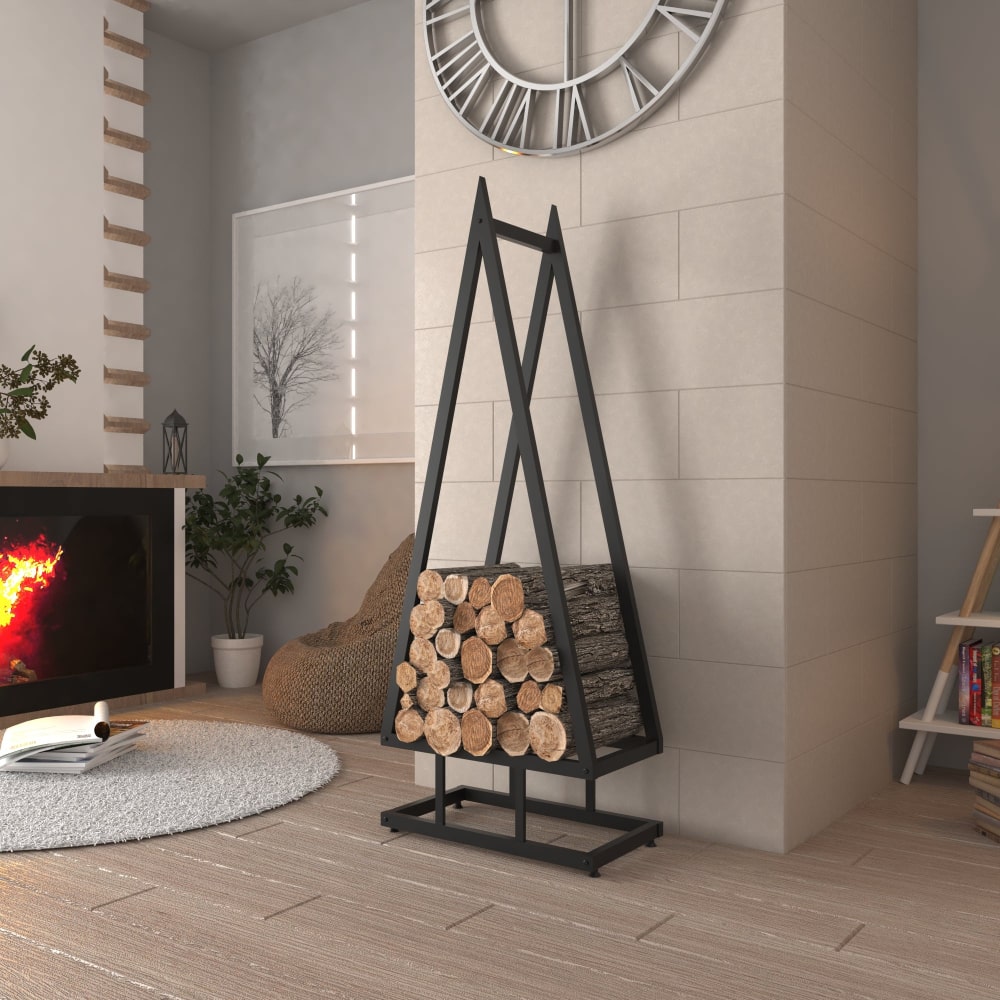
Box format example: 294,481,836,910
0,486,174,716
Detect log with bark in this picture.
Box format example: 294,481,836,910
527,694,644,762
398,563,647,763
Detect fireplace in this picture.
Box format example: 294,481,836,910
0,486,174,716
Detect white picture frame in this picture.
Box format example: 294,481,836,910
232,176,414,466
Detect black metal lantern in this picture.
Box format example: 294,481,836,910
162,410,188,474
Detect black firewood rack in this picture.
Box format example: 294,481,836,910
380,178,663,875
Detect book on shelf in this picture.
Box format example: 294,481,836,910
993,644,1000,728
950,639,1000,728
984,644,995,726
971,641,984,725
0,702,147,773
958,637,980,725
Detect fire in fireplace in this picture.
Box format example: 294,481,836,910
0,487,174,716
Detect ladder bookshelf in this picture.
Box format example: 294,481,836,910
899,507,1000,784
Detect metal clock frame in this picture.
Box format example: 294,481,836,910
424,0,730,156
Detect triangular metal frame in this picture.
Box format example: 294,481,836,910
381,177,661,780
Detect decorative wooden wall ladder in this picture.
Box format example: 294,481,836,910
380,178,663,875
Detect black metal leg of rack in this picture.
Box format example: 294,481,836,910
381,756,663,878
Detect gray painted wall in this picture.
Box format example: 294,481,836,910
918,1,1000,766
144,31,213,480
143,30,214,675
145,0,415,675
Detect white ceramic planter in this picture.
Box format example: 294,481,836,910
0,439,9,470
211,633,264,688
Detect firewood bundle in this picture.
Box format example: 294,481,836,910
393,564,645,762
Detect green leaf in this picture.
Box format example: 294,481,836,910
19,346,35,363
17,418,35,440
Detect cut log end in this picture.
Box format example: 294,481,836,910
460,708,494,757
515,679,542,714
528,711,568,762
474,678,509,719
394,708,425,743
408,637,437,673
443,573,469,604
539,683,563,714
496,710,530,756
525,645,555,682
468,576,492,609
423,708,462,755
452,601,477,634
497,637,529,683
490,573,525,622
460,636,493,684
424,659,451,690
476,605,508,646
447,681,474,714
415,676,445,712
512,608,546,650
409,599,445,639
416,569,444,602
395,661,418,693
434,627,462,660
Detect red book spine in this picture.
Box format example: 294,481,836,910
971,641,984,726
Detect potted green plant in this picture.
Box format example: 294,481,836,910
0,345,81,468
184,453,327,687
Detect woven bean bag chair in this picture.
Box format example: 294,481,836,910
262,534,413,734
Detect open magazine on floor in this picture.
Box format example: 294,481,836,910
0,702,148,773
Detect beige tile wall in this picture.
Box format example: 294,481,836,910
412,0,916,852
783,0,917,846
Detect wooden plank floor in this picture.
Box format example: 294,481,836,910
1,685,997,1000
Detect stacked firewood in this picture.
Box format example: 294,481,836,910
393,564,644,762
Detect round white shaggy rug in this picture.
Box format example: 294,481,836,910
0,719,341,852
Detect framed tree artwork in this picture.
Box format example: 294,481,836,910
232,176,414,465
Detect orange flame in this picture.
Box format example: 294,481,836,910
0,537,64,629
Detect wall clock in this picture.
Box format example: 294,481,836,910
424,0,730,156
